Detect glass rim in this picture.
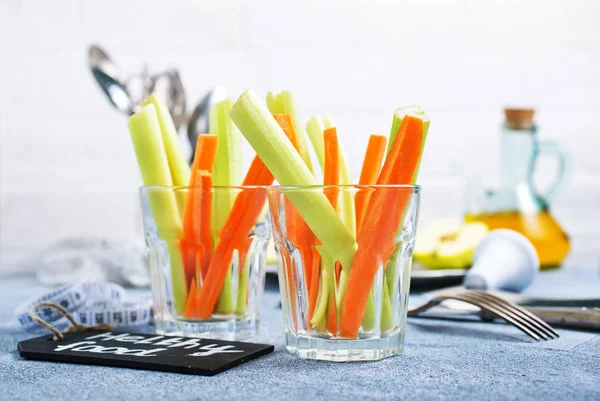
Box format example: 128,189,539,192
270,184,421,191
140,185,270,191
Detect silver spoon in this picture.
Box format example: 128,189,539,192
88,44,137,116
87,45,186,128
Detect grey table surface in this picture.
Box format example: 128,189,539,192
1,264,599,401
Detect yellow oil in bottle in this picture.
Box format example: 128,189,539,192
465,211,570,269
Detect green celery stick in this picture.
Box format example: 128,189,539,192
322,114,336,130
230,89,356,273
210,99,243,238
387,105,430,169
338,158,356,237
142,94,190,215
266,91,284,114
267,90,314,174
380,281,393,332
361,292,376,332
216,272,233,314
306,115,326,170
140,93,190,186
210,99,243,314
312,245,338,329
234,254,250,316
310,269,330,328
128,105,187,314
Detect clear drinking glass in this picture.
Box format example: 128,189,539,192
140,185,270,340
268,185,420,361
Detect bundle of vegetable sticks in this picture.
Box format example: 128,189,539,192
231,89,429,338
128,89,429,339
128,94,279,318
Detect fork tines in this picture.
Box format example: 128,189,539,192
457,290,559,341
409,289,560,341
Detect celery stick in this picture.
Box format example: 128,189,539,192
210,99,243,238
128,105,187,314
267,90,314,174
361,292,376,332
322,114,336,130
141,93,190,187
142,93,190,215
338,145,356,238
310,269,330,328
266,92,284,114
210,99,243,314
234,256,250,316
230,89,356,272
380,282,393,332
306,115,326,170
387,105,431,168
312,245,339,329
216,272,233,314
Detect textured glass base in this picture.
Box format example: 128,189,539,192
285,329,404,362
154,314,259,341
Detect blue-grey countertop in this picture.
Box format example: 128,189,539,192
1,264,599,401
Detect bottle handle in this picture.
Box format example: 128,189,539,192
535,141,572,204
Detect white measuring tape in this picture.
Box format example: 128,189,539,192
16,282,153,332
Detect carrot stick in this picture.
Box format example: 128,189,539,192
196,156,274,318
181,135,217,241
326,292,337,335
180,135,218,284
321,127,341,333
180,174,203,284
323,127,340,207
273,114,298,149
340,116,423,338
355,135,387,233
196,171,213,276
307,246,320,321
191,135,219,179
183,278,199,319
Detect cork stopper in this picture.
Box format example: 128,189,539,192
504,108,535,130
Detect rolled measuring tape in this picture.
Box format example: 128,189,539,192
16,281,153,332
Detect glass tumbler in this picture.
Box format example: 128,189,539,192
140,185,270,340
268,185,420,361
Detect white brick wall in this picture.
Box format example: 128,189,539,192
1,0,599,271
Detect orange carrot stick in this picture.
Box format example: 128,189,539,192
183,135,218,238
340,116,423,338
183,278,199,318
326,292,337,335
180,175,204,285
322,127,341,333
195,171,213,276
180,135,218,284
273,114,299,149
196,155,275,318
307,248,321,321
323,127,340,208
355,135,387,233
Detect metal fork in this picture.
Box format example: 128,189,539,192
408,289,560,341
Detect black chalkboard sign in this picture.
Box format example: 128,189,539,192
18,331,274,376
